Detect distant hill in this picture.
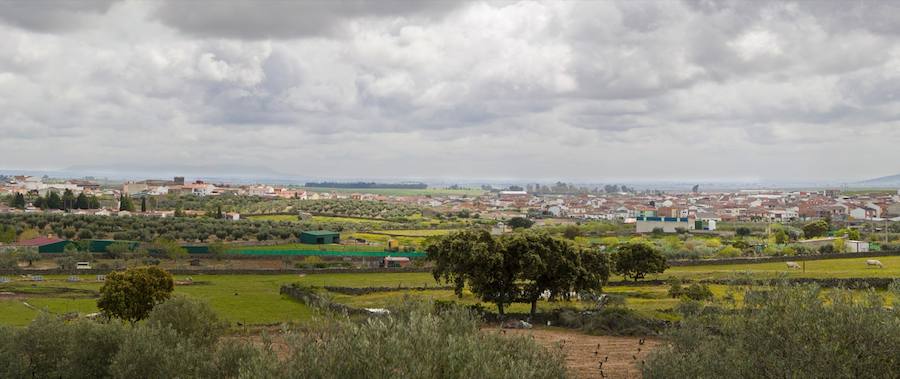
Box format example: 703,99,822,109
857,174,900,186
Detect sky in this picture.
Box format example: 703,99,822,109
0,0,898,183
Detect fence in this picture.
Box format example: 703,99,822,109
669,250,900,266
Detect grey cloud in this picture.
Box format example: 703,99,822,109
0,0,117,32
0,1,898,181
152,0,461,40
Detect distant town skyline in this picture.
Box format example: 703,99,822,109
1,1,898,181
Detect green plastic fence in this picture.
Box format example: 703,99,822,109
225,249,425,258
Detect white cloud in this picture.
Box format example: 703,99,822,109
0,0,897,182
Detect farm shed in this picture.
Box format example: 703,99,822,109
382,256,411,268
300,231,340,244
15,237,71,253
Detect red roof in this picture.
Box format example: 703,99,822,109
16,237,64,247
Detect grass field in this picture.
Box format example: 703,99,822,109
661,255,900,280
2,256,898,327
0,274,318,326
348,232,428,249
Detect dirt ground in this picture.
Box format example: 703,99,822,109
487,327,659,379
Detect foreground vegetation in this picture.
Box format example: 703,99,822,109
644,284,900,378
0,298,565,379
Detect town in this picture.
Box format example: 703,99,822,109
3,174,899,225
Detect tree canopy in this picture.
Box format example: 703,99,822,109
97,267,174,323
612,242,668,282
802,220,829,239
506,217,534,229
426,229,610,317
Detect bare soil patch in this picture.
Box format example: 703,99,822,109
486,326,659,379
0,291,26,300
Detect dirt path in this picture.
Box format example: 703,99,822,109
487,327,659,379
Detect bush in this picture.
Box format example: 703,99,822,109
682,283,714,301
716,246,741,258
0,315,126,379
0,253,19,269
0,298,567,379
270,300,567,378
109,324,213,378
644,285,900,378
146,297,227,348
668,279,713,301
557,307,662,336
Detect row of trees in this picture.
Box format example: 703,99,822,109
426,230,668,317
5,190,103,211
0,213,388,243
149,194,424,220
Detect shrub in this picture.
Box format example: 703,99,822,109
270,300,567,378
0,296,567,379
644,285,900,378
667,278,684,298
0,252,19,269
557,307,662,336
146,297,227,348
0,315,127,379
109,324,213,378
682,283,714,301
716,246,741,258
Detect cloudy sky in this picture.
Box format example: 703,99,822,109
1,1,898,183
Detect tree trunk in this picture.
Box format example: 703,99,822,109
497,302,505,318
530,299,537,320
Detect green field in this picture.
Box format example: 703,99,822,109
0,272,445,326
662,255,900,280
2,256,898,327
